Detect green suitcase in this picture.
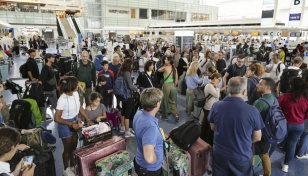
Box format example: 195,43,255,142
95,150,133,176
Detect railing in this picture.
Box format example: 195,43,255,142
57,16,68,39
0,11,56,25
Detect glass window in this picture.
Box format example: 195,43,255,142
139,8,147,19
131,9,136,19
151,10,158,20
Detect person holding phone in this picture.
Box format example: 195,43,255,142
54,76,94,176
0,127,36,176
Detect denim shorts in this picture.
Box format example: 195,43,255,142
58,116,78,139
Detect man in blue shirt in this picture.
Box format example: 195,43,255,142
133,88,164,175
208,77,264,176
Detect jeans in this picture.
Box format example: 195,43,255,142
296,131,308,157
284,124,304,165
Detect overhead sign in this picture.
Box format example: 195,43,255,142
250,31,259,36
291,0,303,8
269,31,282,37
261,0,276,26
289,0,305,26
289,13,301,21
290,32,302,37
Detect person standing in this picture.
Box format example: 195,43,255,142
136,60,158,90
26,49,40,81
38,53,58,109
29,38,33,49
173,46,181,69
118,59,139,138
158,56,179,121
133,88,164,175
279,77,308,173
267,53,285,83
139,50,148,73
54,76,94,176
253,77,276,176
108,55,121,79
208,77,264,176
185,61,203,116
216,51,226,73
73,51,96,106
97,61,114,108
221,54,247,92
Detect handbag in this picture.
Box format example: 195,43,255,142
46,76,56,86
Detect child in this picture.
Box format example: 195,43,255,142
54,76,94,175
96,74,113,108
97,61,114,107
85,92,107,123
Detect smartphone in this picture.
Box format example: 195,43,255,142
21,155,34,171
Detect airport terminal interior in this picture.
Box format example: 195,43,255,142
1,0,308,176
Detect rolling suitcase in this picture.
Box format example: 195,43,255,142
73,136,126,176
163,139,191,176
188,138,211,176
95,150,133,176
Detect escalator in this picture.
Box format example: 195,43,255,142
72,18,82,38
56,18,63,37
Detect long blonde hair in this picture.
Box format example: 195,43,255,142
186,61,198,76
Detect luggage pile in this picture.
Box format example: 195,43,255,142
73,136,133,176
163,120,212,176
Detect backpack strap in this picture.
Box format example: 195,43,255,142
276,63,282,76
260,96,277,107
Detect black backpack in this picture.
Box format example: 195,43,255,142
167,120,201,150
193,86,212,108
9,100,34,129
23,83,45,107
279,68,300,93
20,62,28,78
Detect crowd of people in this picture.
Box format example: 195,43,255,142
0,37,308,176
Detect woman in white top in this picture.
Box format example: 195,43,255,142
54,76,94,176
0,127,35,176
200,72,221,146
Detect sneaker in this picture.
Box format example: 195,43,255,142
124,131,135,138
120,126,125,133
129,128,135,134
296,154,308,159
281,162,288,173
63,167,75,176
69,167,75,173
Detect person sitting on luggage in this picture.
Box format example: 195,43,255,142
185,61,203,117
97,61,114,108
85,92,107,123
136,60,158,91
54,76,94,176
0,127,36,176
133,88,164,176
